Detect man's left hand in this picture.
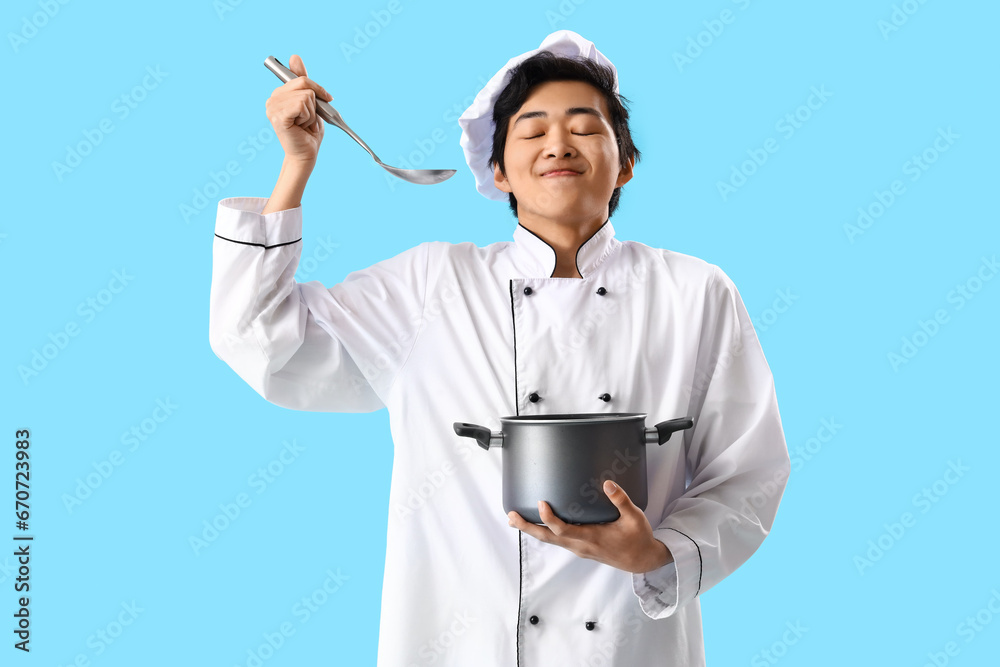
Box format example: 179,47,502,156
508,480,674,574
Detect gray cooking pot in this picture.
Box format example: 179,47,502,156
453,413,693,525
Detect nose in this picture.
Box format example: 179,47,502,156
543,126,578,158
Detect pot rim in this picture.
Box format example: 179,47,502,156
499,412,647,425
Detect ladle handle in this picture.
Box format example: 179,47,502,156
263,56,355,138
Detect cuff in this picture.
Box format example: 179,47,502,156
214,197,302,248
630,527,703,620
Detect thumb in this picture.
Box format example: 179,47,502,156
289,54,307,78
604,480,632,506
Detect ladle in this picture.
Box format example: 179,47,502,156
264,56,456,185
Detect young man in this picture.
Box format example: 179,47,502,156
209,30,790,667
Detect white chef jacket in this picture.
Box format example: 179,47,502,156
209,196,790,667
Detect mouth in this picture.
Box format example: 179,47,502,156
542,170,582,177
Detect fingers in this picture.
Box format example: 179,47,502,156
288,54,332,101
510,511,551,545
266,71,329,131
310,115,324,136
269,94,313,130
293,94,317,128
264,54,330,162
537,501,579,538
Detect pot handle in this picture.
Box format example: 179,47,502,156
646,417,694,445
453,422,504,451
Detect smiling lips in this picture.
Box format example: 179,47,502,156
543,170,581,177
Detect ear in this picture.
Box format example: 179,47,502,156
494,162,513,194
615,155,635,188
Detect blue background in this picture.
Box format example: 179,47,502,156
3,0,998,665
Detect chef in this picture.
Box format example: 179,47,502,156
209,29,790,667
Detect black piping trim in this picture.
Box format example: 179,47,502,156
509,280,520,416
509,279,523,667
514,218,609,278
517,515,523,667
573,217,609,278
516,224,557,278
214,233,302,249
663,527,702,596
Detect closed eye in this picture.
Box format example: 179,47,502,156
524,133,594,139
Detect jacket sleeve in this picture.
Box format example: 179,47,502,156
208,197,429,413
631,264,791,619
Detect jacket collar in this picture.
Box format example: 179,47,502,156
511,218,621,278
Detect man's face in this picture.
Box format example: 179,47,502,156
494,79,633,226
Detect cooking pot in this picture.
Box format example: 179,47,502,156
453,413,693,525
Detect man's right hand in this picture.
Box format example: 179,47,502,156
265,54,334,165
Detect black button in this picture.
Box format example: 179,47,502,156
596,287,607,295
524,286,533,295
528,392,540,403
585,621,596,631
598,393,611,402
529,615,539,625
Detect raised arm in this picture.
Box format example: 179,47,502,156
208,55,429,413
262,54,331,214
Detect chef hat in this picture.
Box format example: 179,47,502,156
458,30,619,201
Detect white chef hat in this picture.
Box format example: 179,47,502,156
458,30,619,201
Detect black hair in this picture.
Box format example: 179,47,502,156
489,50,641,219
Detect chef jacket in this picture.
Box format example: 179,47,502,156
209,196,791,667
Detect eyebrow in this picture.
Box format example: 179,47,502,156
512,107,604,128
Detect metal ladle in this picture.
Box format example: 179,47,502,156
264,56,456,185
